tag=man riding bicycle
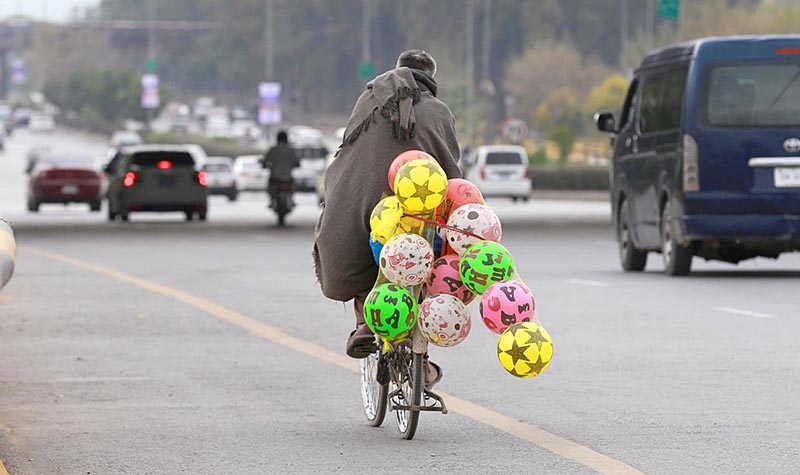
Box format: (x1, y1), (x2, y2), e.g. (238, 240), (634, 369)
(314, 50), (462, 387)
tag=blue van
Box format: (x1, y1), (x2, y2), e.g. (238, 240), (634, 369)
(596, 35), (800, 275)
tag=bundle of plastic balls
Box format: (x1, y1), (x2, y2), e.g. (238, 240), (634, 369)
(365, 150), (553, 379)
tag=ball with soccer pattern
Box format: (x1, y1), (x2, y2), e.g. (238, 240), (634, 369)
(497, 322), (553, 378)
(394, 158), (448, 213)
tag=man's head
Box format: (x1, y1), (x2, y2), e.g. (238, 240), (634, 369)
(276, 130), (288, 144)
(396, 50), (437, 78)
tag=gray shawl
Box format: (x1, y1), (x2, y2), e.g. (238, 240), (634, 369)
(314, 67), (462, 302)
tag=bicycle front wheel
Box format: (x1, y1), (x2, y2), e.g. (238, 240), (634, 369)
(391, 350), (424, 440)
(359, 351), (388, 427)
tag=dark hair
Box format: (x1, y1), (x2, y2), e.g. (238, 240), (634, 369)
(277, 130), (288, 143)
(396, 50), (437, 77)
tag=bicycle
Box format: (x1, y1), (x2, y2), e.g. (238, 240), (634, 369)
(359, 302), (448, 440)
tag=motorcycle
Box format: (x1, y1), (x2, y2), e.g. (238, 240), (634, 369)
(269, 179), (295, 226)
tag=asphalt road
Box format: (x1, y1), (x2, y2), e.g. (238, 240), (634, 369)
(0, 129), (799, 475)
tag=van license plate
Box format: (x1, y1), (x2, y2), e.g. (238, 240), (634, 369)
(774, 167), (800, 188)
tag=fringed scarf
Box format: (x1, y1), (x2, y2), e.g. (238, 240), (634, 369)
(340, 67), (438, 151)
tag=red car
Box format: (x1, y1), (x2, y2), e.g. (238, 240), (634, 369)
(27, 154), (103, 212)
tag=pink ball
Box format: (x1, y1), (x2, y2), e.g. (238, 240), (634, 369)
(479, 280), (535, 335)
(425, 255), (476, 304)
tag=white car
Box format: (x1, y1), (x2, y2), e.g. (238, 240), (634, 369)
(203, 156), (238, 201)
(233, 155), (268, 192)
(462, 145), (531, 201)
(29, 113), (55, 133)
(110, 130), (143, 148)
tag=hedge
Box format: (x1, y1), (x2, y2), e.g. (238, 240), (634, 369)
(530, 165), (610, 190)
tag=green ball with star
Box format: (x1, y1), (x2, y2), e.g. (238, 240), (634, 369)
(497, 322), (553, 378)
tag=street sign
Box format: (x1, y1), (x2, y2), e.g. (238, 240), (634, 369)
(258, 82), (282, 125)
(359, 61), (375, 80)
(11, 56), (25, 85)
(501, 118), (529, 143)
(658, 0), (680, 20)
(140, 74), (160, 109)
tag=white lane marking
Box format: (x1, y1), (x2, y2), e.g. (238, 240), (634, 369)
(565, 278), (610, 288)
(714, 307), (775, 319)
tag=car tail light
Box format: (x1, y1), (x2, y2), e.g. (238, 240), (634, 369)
(123, 171), (138, 187)
(683, 134), (699, 192)
(480, 167), (486, 180)
(157, 160), (172, 170)
(197, 171), (208, 186)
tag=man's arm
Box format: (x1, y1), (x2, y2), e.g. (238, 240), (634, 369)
(417, 104), (463, 180)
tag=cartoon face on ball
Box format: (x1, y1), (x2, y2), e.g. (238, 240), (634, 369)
(445, 204), (502, 255)
(419, 294), (471, 347)
(479, 280), (535, 335)
(379, 233), (434, 287)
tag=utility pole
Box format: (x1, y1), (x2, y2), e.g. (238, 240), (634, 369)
(481, 0), (491, 83)
(265, 0), (274, 81)
(146, 0), (156, 69)
(645, 0), (655, 52)
(620, 0), (629, 73)
(362, 0), (371, 66)
(678, 0), (685, 41)
(465, 0), (475, 147)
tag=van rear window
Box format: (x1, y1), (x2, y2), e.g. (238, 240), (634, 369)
(704, 62), (800, 127)
(486, 152), (524, 165)
(131, 152), (195, 167)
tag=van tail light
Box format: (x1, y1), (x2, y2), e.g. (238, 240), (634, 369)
(480, 167), (486, 180)
(524, 167), (531, 179)
(123, 171), (138, 187)
(197, 171), (208, 186)
(683, 134), (699, 192)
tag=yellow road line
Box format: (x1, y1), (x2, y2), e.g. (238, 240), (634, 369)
(22, 245), (645, 475)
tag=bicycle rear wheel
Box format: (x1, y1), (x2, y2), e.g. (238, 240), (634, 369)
(390, 349), (424, 440)
(359, 350), (388, 427)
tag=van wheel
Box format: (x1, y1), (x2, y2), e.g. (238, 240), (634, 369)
(185, 210), (195, 221)
(661, 203), (692, 276)
(618, 199), (647, 272)
(198, 209), (207, 221)
(107, 206), (117, 221)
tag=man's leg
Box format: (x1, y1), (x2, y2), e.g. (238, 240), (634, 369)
(345, 291), (379, 358)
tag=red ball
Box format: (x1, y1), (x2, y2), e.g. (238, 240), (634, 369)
(388, 150), (435, 191)
(443, 178), (484, 217)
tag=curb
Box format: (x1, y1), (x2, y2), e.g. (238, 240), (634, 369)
(0, 217), (16, 291)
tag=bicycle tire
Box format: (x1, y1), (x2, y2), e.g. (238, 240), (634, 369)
(359, 351), (388, 427)
(393, 351), (423, 440)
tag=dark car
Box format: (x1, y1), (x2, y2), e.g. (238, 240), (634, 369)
(27, 153), (103, 212)
(106, 145), (209, 222)
(596, 35), (800, 276)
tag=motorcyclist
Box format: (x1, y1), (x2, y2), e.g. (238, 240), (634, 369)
(262, 130), (300, 207)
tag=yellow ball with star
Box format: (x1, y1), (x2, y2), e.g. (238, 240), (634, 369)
(393, 158), (448, 213)
(370, 196), (402, 244)
(497, 322), (553, 378)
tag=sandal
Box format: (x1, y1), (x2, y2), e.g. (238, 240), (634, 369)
(346, 324), (379, 359)
(424, 358), (443, 389)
